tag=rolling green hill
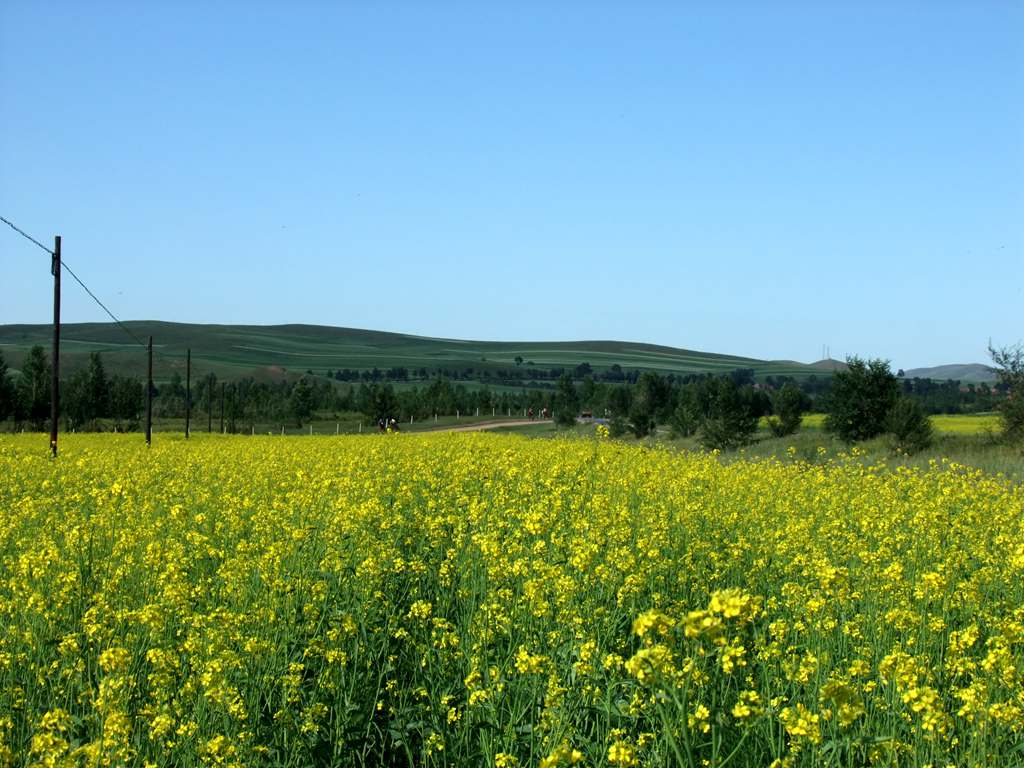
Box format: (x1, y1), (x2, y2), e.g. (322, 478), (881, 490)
(0, 321), (828, 383)
(903, 363), (996, 384)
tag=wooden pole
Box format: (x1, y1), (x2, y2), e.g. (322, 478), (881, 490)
(49, 236), (61, 458)
(208, 376), (213, 432)
(185, 349), (191, 438)
(220, 382), (225, 433)
(145, 336), (153, 446)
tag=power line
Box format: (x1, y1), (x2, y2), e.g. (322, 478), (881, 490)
(58, 259), (148, 348)
(1, 215), (54, 255)
(2, 214), (147, 349)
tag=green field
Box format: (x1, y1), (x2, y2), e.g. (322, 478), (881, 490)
(765, 412), (1000, 435)
(0, 321), (835, 383)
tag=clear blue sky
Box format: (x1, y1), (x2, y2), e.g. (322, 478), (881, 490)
(2, 1), (1021, 369)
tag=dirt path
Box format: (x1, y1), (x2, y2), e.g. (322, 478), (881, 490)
(421, 419), (553, 433)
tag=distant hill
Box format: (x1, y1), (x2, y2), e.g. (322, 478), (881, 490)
(902, 363), (996, 384)
(808, 358), (849, 373)
(0, 321), (831, 383)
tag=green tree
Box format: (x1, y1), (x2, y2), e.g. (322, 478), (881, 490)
(698, 377), (760, 450)
(766, 383), (810, 437)
(824, 357), (900, 443)
(85, 352), (110, 419)
(606, 385), (630, 418)
(988, 342), (1024, 444)
(553, 374), (579, 427)
(886, 397), (934, 454)
(289, 377), (315, 426)
(628, 400), (655, 438)
(63, 369), (92, 429)
(65, 352), (111, 426)
(578, 376), (598, 411)
(669, 386), (700, 437)
(16, 345), (51, 430)
(0, 351), (15, 422)
(628, 371), (670, 437)
(109, 375), (143, 430)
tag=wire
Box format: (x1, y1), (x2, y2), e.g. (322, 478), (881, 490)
(58, 259), (148, 348)
(2, 213), (150, 349)
(1, 215), (54, 255)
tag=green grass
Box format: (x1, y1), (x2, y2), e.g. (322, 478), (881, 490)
(762, 412), (999, 435)
(0, 321), (830, 384)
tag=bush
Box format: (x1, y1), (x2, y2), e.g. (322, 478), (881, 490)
(553, 374), (579, 428)
(989, 343), (1024, 446)
(608, 415), (630, 438)
(698, 378), (759, 450)
(628, 401), (655, 438)
(669, 388), (700, 438)
(886, 397), (934, 454)
(766, 383), (810, 437)
(825, 357), (900, 443)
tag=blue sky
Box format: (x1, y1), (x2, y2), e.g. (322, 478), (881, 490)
(2, 1), (1021, 369)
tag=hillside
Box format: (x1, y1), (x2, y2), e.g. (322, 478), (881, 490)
(0, 321), (829, 383)
(903, 363), (996, 384)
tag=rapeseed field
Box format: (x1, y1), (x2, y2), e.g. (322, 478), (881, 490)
(1, 433), (1022, 767)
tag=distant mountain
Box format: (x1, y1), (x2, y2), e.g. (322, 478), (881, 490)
(902, 363), (996, 383)
(0, 321), (830, 382)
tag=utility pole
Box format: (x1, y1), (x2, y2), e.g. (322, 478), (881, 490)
(185, 349), (191, 438)
(208, 376), (213, 432)
(220, 382), (225, 434)
(49, 236), (61, 458)
(145, 336), (153, 446)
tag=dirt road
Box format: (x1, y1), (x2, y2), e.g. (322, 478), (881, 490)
(422, 419), (553, 433)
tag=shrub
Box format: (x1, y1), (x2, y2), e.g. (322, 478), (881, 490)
(668, 387), (700, 438)
(824, 357), (900, 443)
(698, 378), (759, 450)
(553, 374), (579, 428)
(608, 415), (630, 438)
(766, 383), (810, 437)
(628, 401), (655, 438)
(886, 397), (934, 454)
(989, 343), (1024, 446)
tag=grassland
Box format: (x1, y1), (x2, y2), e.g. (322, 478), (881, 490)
(2, 432), (1022, 766)
(768, 413), (1001, 435)
(0, 321), (834, 383)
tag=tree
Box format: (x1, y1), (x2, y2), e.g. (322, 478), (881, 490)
(289, 377), (315, 425)
(64, 369), (92, 429)
(669, 386), (700, 437)
(61, 354), (117, 429)
(824, 357), (900, 443)
(698, 377), (760, 450)
(766, 383), (810, 437)
(109, 375), (143, 430)
(16, 346), (51, 430)
(988, 342), (1024, 444)
(0, 351), (15, 422)
(553, 374), (579, 427)
(607, 385), (630, 418)
(886, 397), (934, 454)
(627, 372), (670, 437)
(578, 376), (598, 411)
(628, 400), (655, 438)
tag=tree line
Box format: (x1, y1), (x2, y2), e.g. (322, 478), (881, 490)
(1, 345), (1019, 452)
